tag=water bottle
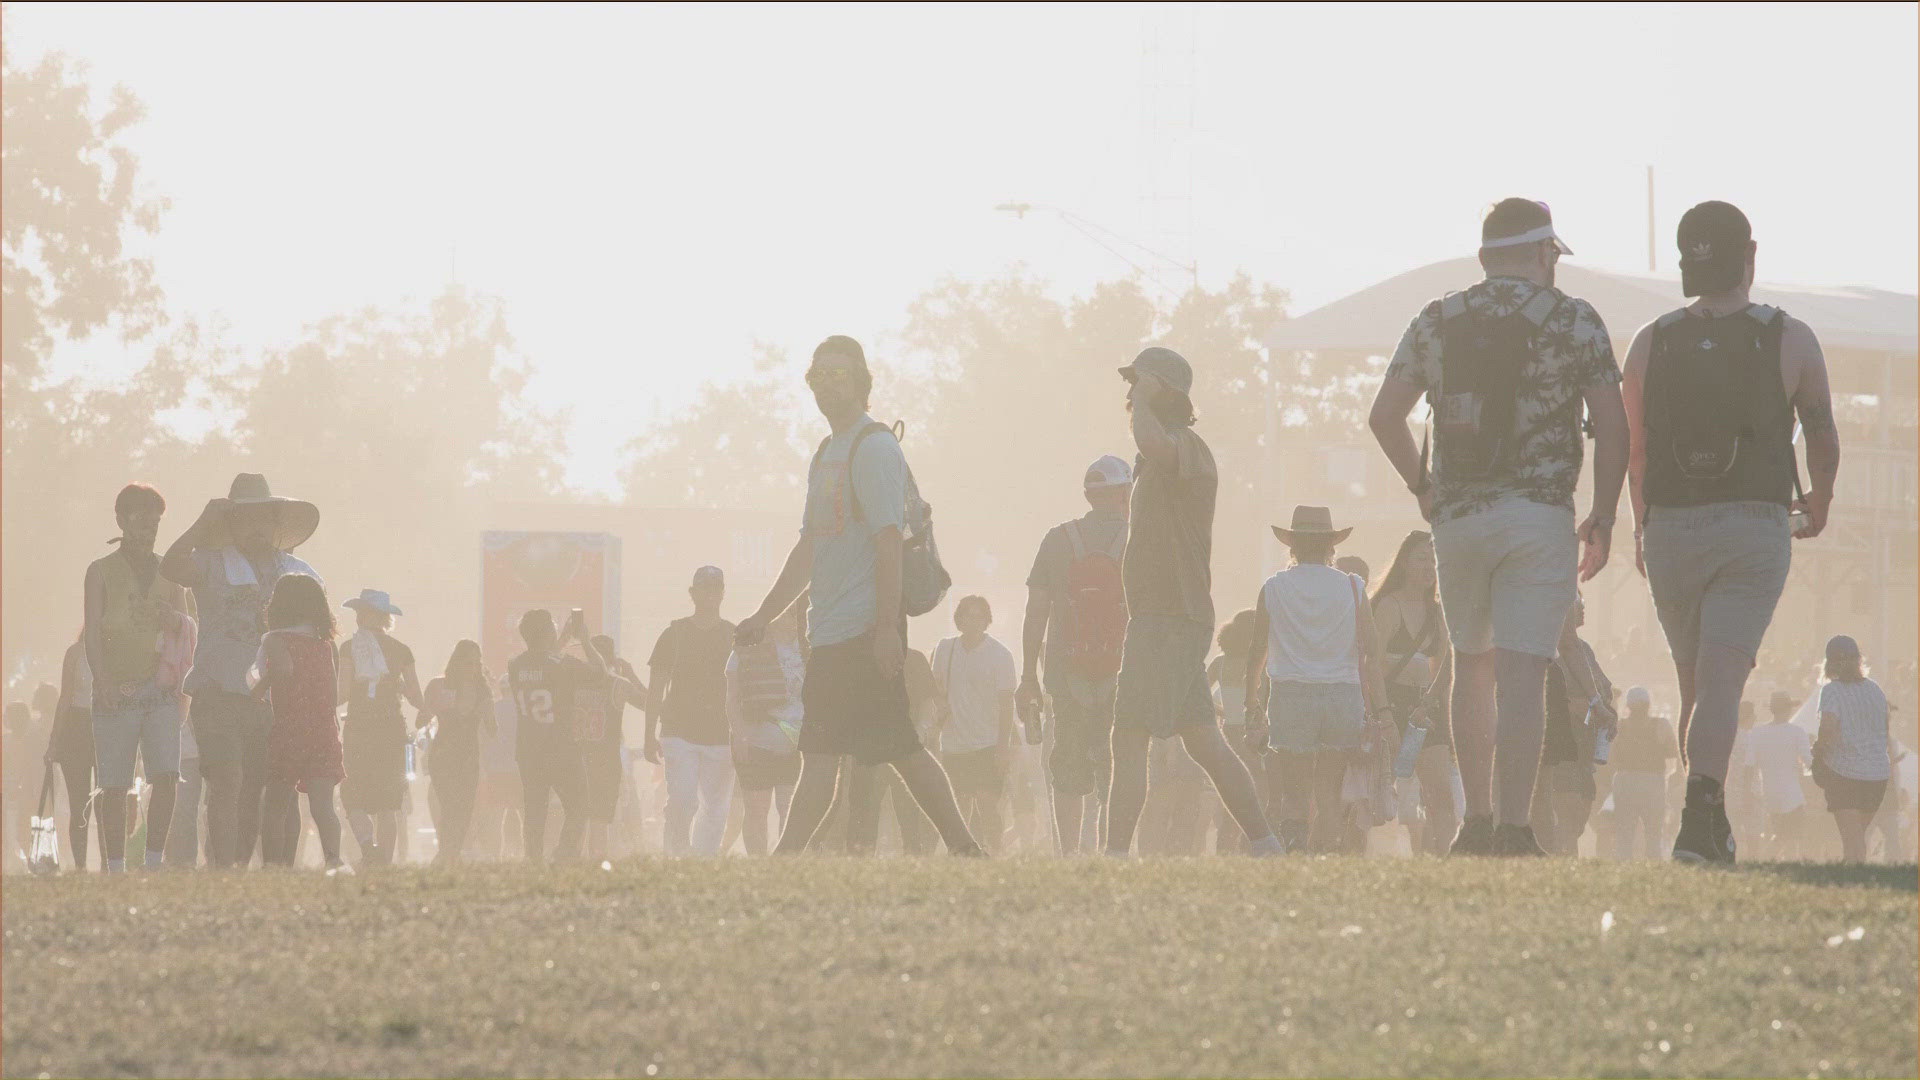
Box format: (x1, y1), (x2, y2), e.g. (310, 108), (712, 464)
(1394, 722), (1428, 779)
(1588, 700), (1612, 765)
(405, 739), (417, 782)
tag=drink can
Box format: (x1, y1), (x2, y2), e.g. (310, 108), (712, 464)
(1395, 722), (1427, 778)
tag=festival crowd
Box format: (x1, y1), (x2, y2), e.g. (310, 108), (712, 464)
(5, 198), (1911, 871)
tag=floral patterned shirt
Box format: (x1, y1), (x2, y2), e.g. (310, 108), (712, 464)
(1386, 276), (1620, 525)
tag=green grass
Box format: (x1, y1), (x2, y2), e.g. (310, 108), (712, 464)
(2, 858), (1914, 1078)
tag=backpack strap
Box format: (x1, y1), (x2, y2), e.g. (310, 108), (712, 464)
(1438, 291), (1468, 321)
(841, 421), (892, 524)
(1064, 520), (1086, 561)
(1515, 285), (1563, 329)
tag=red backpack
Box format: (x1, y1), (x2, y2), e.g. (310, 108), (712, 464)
(1059, 520), (1128, 679)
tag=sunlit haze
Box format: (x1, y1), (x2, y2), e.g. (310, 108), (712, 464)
(10, 1), (1916, 493)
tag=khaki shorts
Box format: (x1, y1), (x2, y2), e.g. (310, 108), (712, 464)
(1433, 498), (1577, 659)
(1046, 671), (1115, 798)
(1114, 615), (1215, 739)
(1643, 501), (1790, 670)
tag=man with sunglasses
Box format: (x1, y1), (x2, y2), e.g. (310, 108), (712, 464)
(1369, 198), (1627, 857)
(733, 336), (982, 855)
(1620, 201), (1839, 864)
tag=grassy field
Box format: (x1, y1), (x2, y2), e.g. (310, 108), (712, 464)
(2, 857), (1914, 1079)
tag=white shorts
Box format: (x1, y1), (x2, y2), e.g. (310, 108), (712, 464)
(1433, 498), (1577, 659)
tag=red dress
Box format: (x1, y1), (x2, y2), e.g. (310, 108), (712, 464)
(265, 632), (347, 787)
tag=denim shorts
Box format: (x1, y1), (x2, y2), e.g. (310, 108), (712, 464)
(1266, 681), (1365, 755)
(92, 685), (184, 789)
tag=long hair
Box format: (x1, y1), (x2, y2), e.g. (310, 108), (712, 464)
(265, 573), (335, 640)
(1825, 652), (1867, 683)
(1372, 530), (1437, 608)
(445, 639), (492, 696)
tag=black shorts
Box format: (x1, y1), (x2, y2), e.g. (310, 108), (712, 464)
(734, 745), (801, 792)
(797, 633), (921, 766)
(1823, 773), (1888, 814)
(581, 740), (623, 822)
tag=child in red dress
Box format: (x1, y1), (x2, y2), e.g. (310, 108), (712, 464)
(249, 573), (348, 869)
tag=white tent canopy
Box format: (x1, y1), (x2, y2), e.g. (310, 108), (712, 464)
(1266, 258), (1918, 357)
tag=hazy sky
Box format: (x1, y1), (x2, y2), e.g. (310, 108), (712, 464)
(11, 2), (1917, 494)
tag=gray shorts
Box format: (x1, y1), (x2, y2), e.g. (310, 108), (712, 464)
(1266, 681), (1365, 755)
(1046, 671), (1116, 798)
(1115, 614), (1215, 739)
(1433, 498), (1577, 659)
(1644, 501), (1790, 669)
(92, 685), (184, 789)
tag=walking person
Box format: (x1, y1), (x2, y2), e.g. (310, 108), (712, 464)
(1530, 595), (1613, 855)
(1208, 610), (1263, 854)
(1369, 198), (1626, 856)
(732, 335), (981, 856)
(1369, 531), (1458, 856)
(419, 640), (495, 864)
(1105, 347), (1282, 857)
(584, 635), (645, 863)
(248, 574), (346, 870)
(161, 473), (320, 867)
(1622, 201), (1841, 864)
(725, 603), (806, 855)
(48, 633), (96, 870)
(507, 609), (607, 864)
(645, 566), (737, 856)
(1018, 455), (1132, 854)
(1610, 687), (1678, 859)
(337, 590), (422, 867)
(1242, 507), (1389, 853)
(1811, 636), (1893, 863)
(931, 596), (1019, 852)
(86, 483), (197, 870)
(1747, 690), (1815, 858)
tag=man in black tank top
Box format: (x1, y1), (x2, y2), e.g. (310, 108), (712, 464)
(1621, 201), (1841, 865)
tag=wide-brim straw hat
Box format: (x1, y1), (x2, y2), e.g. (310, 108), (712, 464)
(1270, 505), (1353, 547)
(201, 473), (319, 551)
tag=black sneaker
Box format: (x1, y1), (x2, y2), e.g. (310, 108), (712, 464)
(1448, 815), (1495, 857)
(1491, 823), (1548, 857)
(1673, 774), (1737, 865)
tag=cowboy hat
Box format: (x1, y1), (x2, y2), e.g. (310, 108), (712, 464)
(342, 589), (403, 617)
(201, 473), (319, 551)
(1270, 505), (1352, 546)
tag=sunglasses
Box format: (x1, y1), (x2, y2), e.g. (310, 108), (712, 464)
(805, 366), (859, 387)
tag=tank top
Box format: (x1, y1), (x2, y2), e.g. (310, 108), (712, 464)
(1262, 564), (1363, 684)
(93, 549), (189, 688)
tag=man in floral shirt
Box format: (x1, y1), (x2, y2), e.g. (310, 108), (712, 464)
(1368, 198), (1627, 857)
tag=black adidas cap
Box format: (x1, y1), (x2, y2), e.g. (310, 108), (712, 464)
(1676, 201), (1752, 297)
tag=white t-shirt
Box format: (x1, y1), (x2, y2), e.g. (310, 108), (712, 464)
(1746, 722), (1813, 814)
(932, 634), (1016, 754)
(1818, 678), (1890, 782)
(1261, 564), (1364, 684)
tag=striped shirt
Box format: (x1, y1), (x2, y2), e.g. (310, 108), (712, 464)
(1819, 678), (1891, 782)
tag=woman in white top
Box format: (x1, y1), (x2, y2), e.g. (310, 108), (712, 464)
(1244, 506), (1389, 853)
(1813, 635), (1892, 862)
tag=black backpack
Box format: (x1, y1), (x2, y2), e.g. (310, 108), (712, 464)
(812, 420), (951, 618)
(1427, 286), (1567, 482)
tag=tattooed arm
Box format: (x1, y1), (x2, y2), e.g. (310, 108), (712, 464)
(1784, 317), (1839, 539)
